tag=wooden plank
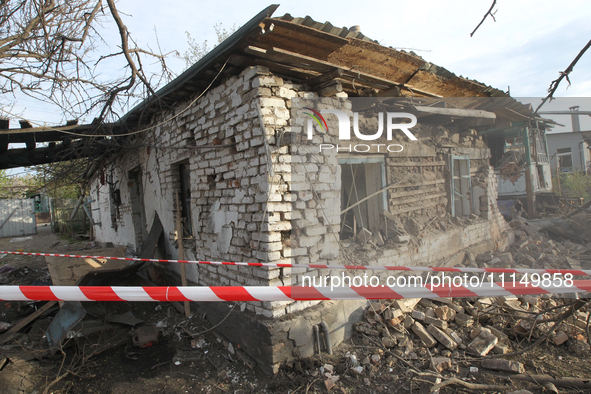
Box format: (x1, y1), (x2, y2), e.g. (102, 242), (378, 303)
(304, 68), (344, 87)
(389, 192), (447, 207)
(318, 81), (343, 97)
(387, 161), (446, 167)
(341, 181), (401, 215)
(382, 210), (398, 222)
(386, 200), (442, 216)
(175, 192), (191, 318)
(6, 301), (57, 334)
(388, 187), (441, 199)
(0, 123), (98, 136)
(413, 106), (496, 119)
(244, 46), (442, 98)
(388, 179), (446, 189)
(261, 18), (350, 46)
(229, 54), (320, 81)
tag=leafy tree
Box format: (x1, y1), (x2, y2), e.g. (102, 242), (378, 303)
(0, 170), (43, 199)
(0, 169), (11, 199)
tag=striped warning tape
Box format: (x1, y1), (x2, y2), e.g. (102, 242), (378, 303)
(1, 250), (590, 276)
(0, 281), (590, 302)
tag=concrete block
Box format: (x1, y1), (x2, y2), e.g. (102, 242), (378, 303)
(445, 328), (462, 344)
(288, 316), (313, 347)
(411, 322), (437, 348)
(403, 315), (415, 329)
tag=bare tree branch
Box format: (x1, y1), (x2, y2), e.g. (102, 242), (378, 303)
(0, 0), (171, 122)
(470, 0), (497, 37)
(535, 37), (591, 113)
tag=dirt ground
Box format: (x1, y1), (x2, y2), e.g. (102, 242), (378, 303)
(1, 220), (591, 393)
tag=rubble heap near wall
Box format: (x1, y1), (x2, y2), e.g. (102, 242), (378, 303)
(283, 98), (511, 295)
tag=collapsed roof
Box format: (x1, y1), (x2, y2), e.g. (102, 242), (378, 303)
(0, 4), (548, 170)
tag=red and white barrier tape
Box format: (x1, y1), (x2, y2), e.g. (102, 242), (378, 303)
(1, 281), (590, 302)
(2, 250), (590, 276)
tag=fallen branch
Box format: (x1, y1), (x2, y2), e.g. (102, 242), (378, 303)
(430, 377), (508, 392)
(489, 374), (591, 389)
(489, 300), (587, 358)
(535, 37), (591, 113)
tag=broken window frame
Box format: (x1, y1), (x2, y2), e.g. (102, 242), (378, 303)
(450, 155), (472, 217)
(338, 156), (387, 239)
(557, 147), (573, 170)
(533, 131), (549, 164)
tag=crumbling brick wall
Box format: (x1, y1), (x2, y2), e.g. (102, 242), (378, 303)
(87, 65), (514, 374)
(90, 66), (510, 321)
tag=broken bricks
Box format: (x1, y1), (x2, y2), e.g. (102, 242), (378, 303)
(434, 306), (456, 321)
(454, 313), (474, 327)
(431, 357), (452, 373)
(393, 298), (420, 313)
(467, 328), (498, 356)
(481, 359), (525, 374)
(427, 324), (458, 350)
(554, 331), (569, 346)
(411, 322), (437, 348)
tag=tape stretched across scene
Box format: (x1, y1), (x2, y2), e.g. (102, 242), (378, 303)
(1, 281), (591, 302)
(1, 250), (591, 277)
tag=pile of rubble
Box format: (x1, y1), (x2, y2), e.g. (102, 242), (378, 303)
(460, 215), (591, 272)
(345, 293), (591, 393)
(328, 213), (591, 392)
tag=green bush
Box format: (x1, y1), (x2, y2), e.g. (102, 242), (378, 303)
(552, 171), (591, 202)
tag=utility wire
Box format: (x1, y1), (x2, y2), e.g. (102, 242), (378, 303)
(0, 57), (230, 139)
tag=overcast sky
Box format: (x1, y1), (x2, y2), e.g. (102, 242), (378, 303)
(6, 1), (591, 130)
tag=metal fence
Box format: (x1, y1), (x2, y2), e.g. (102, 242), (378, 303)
(0, 199), (37, 238)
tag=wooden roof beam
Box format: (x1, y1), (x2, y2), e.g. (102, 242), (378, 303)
(244, 46), (442, 98)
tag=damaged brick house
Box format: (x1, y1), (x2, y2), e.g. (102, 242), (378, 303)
(84, 5), (547, 374)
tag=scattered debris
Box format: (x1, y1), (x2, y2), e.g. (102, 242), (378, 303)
(132, 326), (162, 348)
(481, 358), (525, 373)
(9, 236), (33, 242)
